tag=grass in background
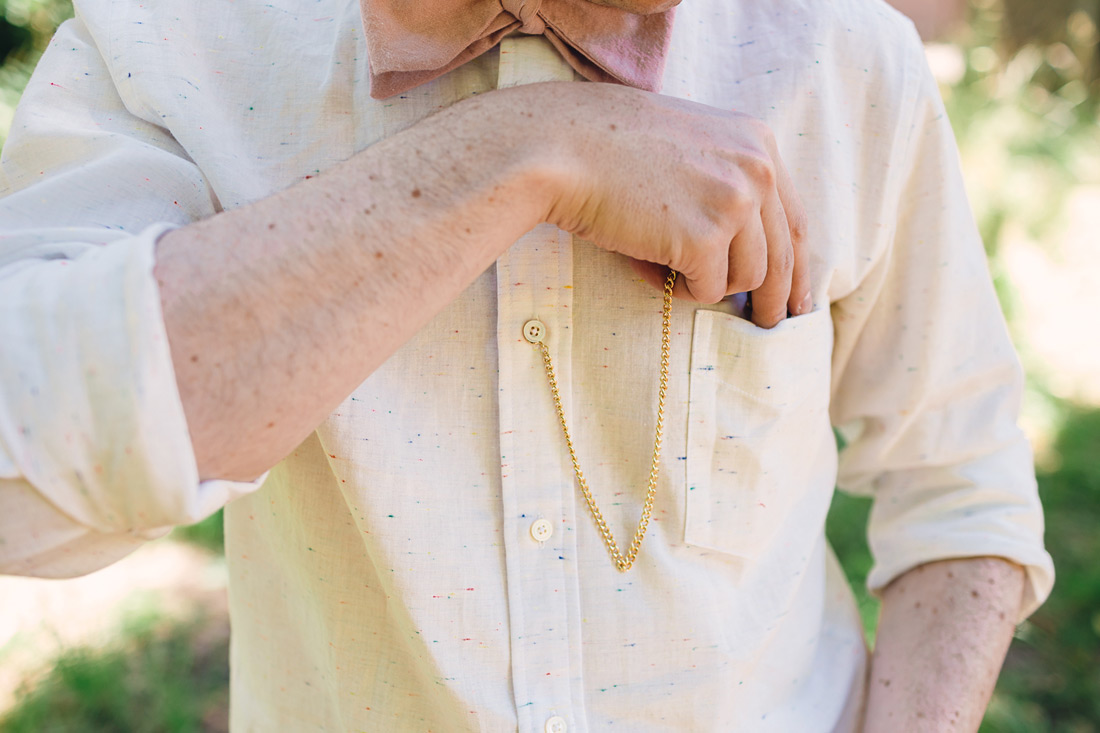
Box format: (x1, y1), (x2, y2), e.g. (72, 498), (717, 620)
(0, 511), (231, 732)
(0, 610), (229, 733)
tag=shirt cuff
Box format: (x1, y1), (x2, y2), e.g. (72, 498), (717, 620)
(2, 222), (265, 561)
(866, 517), (1055, 622)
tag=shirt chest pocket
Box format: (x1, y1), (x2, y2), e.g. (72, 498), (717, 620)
(684, 307), (834, 559)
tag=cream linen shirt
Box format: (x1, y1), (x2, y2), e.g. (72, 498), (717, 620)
(0, 0), (1054, 731)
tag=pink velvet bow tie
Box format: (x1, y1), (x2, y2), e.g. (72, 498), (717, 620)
(361, 0), (676, 99)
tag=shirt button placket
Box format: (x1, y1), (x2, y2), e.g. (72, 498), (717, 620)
(496, 34), (586, 733)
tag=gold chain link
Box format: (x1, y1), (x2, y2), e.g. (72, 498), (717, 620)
(532, 270), (677, 572)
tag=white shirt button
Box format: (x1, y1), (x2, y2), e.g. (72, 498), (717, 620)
(522, 319), (546, 343)
(530, 518), (554, 543)
(545, 715), (567, 733)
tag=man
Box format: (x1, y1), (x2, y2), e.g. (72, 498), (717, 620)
(0, 0), (1053, 730)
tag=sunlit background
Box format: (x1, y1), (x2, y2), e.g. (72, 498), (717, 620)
(0, 1), (1097, 730)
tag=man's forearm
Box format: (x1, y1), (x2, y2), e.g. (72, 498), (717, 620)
(156, 89), (555, 481)
(155, 80), (814, 483)
(862, 557), (1025, 732)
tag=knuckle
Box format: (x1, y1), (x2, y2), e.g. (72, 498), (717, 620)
(787, 207), (809, 245)
(754, 308), (784, 329)
(746, 260), (768, 291)
(711, 282), (731, 303)
(713, 189), (753, 223)
(741, 153), (776, 188)
(701, 261), (731, 303)
(730, 257), (767, 292)
(691, 276), (725, 304)
(771, 243), (794, 274)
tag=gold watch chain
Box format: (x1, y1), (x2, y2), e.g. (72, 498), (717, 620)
(531, 269), (676, 572)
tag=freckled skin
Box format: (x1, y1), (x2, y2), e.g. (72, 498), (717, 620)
(157, 81), (811, 481)
(862, 557), (1025, 732)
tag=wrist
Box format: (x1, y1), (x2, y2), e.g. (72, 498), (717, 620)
(470, 83), (580, 231)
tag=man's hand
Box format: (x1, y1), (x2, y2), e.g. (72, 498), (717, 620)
(531, 82), (811, 327)
(158, 79), (808, 480)
(862, 557), (1025, 732)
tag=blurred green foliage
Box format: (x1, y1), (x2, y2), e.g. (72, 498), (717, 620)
(1000, 0), (1099, 98)
(0, 612), (229, 733)
(949, 1), (1100, 245)
(0, 0), (70, 142)
(0, 0), (70, 64)
(824, 492), (878, 641)
(0, 0), (1098, 730)
(981, 407), (1100, 732)
(171, 510), (226, 555)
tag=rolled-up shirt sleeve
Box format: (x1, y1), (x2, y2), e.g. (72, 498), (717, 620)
(0, 11), (263, 578)
(828, 44), (1055, 619)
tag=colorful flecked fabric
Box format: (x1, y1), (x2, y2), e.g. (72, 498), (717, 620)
(0, 0), (1052, 730)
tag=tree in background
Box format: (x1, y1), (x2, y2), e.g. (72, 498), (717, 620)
(1002, 0), (1099, 103)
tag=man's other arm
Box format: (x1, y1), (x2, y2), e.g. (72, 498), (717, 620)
(862, 558), (1025, 731)
(826, 23), (1053, 730)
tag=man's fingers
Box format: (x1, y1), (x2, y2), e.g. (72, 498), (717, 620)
(771, 151), (812, 316)
(630, 137), (808, 317)
(748, 191), (794, 328)
(787, 232), (812, 316)
(629, 257), (671, 292)
(726, 215), (767, 296)
(630, 257), (710, 302)
(680, 238), (732, 303)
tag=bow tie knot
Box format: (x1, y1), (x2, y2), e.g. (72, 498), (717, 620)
(501, 0), (546, 33)
(361, 0), (675, 99)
